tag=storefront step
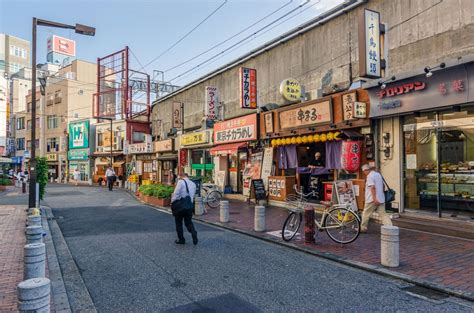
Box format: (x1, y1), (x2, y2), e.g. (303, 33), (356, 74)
(393, 215), (474, 240)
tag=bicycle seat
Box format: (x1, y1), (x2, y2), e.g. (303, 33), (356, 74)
(319, 201), (332, 207)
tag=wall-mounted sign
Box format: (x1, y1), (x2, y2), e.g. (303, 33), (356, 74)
(353, 102), (367, 118)
(279, 78), (302, 102)
(68, 148), (89, 161)
(279, 100), (332, 130)
(68, 120), (89, 149)
(205, 86), (219, 120)
(154, 139), (173, 152)
(239, 67), (257, 109)
(342, 92), (357, 121)
(124, 135), (152, 155)
(359, 9), (381, 78)
(47, 35), (76, 56)
(46, 153), (57, 161)
(179, 149), (188, 167)
(376, 82), (426, 98)
(181, 130), (211, 147)
(214, 114), (258, 144)
(264, 112), (273, 133)
(172, 102), (182, 129)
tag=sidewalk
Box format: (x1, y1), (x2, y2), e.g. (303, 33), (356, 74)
(191, 199), (474, 300)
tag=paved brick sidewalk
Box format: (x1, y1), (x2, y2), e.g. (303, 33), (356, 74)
(194, 200), (474, 298)
(0, 203), (26, 311)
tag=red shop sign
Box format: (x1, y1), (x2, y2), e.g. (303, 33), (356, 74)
(341, 141), (362, 173)
(179, 149), (187, 167)
(376, 82), (426, 99)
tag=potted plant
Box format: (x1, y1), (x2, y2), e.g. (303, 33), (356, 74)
(0, 176), (12, 191)
(138, 184), (174, 207)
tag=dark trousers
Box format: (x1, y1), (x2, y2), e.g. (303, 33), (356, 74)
(174, 211), (196, 241)
(107, 176), (114, 191)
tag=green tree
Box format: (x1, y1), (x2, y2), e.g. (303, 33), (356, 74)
(36, 157), (48, 200)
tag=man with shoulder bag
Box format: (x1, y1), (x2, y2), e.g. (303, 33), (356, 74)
(360, 164), (394, 233)
(171, 173), (198, 245)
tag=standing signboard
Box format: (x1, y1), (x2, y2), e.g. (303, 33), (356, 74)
(261, 147), (274, 191)
(239, 67), (257, 109)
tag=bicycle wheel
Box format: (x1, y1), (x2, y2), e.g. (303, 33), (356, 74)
(323, 208), (360, 244)
(282, 212), (302, 242)
(206, 190), (222, 208)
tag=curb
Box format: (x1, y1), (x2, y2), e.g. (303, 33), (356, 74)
(126, 190), (474, 303)
(43, 206), (97, 313)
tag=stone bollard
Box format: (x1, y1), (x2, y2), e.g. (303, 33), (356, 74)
(254, 205), (265, 232)
(24, 243), (46, 280)
(27, 215), (42, 227)
(220, 200), (229, 223)
(26, 226), (43, 244)
(381, 225), (400, 267)
(194, 197), (204, 216)
(17, 277), (51, 313)
(28, 207), (41, 216)
(304, 207), (315, 243)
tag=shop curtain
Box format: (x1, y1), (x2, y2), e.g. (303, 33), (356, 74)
(325, 140), (343, 169)
(278, 145), (298, 169)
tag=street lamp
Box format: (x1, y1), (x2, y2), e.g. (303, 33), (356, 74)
(29, 18), (95, 208)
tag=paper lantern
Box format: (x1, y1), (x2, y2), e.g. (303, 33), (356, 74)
(334, 131), (341, 140)
(341, 140), (362, 172)
(285, 137), (292, 145)
(320, 133), (327, 142)
(271, 139), (277, 146)
(313, 134), (320, 142)
(296, 136), (302, 144)
(327, 132), (334, 141)
(276, 138), (282, 146)
(301, 136), (308, 144)
(307, 135), (314, 143)
(291, 137), (297, 145)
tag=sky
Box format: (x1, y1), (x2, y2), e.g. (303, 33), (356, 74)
(0, 0), (344, 87)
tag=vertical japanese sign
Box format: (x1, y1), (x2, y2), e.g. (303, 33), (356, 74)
(172, 102), (182, 129)
(205, 86), (219, 120)
(239, 67), (257, 109)
(342, 92), (357, 121)
(68, 120), (90, 149)
(359, 9), (381, 78)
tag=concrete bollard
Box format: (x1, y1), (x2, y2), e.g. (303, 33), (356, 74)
(220, 200), (229, 223)
(27, 215), (42, 227)
(17, 277), (51, 313)
(254, 205), (265, 232)
(24, 243), (46, 280)
(26, 225), (43, 244)
(304, 207), (315, 243)
(194, 197), (204, 216)
(28, 207), (41, 216)
(381, 225), (400, 267)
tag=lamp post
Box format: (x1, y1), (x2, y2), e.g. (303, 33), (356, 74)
(29, 18), (95, 208)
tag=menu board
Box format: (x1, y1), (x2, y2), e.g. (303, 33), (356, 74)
(334, 180), (358, 211)
(252, 179), (267, 201)
(268, 176), (296, 201)
(261, 148), (274, 191)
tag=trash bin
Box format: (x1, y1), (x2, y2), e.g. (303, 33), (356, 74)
(189, 177), (202, 197)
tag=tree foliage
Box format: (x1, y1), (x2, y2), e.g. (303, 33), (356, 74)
(36, 157), (48, 200)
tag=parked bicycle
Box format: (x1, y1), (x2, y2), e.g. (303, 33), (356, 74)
(201, 183), (223, 209)
(282, 186), (361, 244)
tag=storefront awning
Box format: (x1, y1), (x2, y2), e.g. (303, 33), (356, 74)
(210, 142), (247, 156)
(341, 130), (364, 139)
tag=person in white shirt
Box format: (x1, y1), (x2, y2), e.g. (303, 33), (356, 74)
(360, 164), (392, 233)
(171, 173), (198, 245)
(73, 168), (81, 186)
(105, 166), (116, 191)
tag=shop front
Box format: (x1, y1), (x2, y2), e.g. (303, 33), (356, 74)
(262, 90), (371, 209)
(68, 148), (91, 183)
(154, 138), (177, 185)
(124, 135), (154, 181)
(46, 153), (59, 181)
(367, 61), (474, 219)
(179, 130), (214, 180)
(211, 113), (258, 194)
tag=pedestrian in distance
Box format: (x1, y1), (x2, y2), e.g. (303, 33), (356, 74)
(105, 166), (116, 191)
(360, 164), (393, 233)
(171, 173), (198, 245)
(73, 168), (81, 186)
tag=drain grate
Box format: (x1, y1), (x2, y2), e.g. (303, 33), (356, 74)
(402, 286), (449, 301)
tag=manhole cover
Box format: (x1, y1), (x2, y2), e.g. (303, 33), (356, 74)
(402, 286), (449, 301)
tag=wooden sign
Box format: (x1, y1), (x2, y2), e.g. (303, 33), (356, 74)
(342, 92), (357, 121)
(251, 179), (267, 201)
(264, 112), (273, 133)
(279, 100), (332, 130)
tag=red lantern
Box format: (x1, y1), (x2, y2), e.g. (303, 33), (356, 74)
(341, 141), (362, 172)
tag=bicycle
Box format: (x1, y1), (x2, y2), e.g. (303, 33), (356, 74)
(282, 186), (361, 244)
(201, 183), (223, 209)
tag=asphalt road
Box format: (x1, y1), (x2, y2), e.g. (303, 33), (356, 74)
(42, 184), (473, 312)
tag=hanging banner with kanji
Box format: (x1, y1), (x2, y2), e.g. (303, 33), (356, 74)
(358, 9), (381, 78)
(205, 86), (219, 120)
(239, 67), (257, 109)
(172, 102), (182, 129)
(214, 114), (257, 144)
(342, 92), (357, 121)
(341, 141), (362, 172)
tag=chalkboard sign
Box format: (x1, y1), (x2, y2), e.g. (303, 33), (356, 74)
(251, 179), (267, 201)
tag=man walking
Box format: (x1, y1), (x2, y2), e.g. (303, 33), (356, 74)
(171, 173), (198, 245)
(105, 166), (116, 191)
(360, 164), (392, 233)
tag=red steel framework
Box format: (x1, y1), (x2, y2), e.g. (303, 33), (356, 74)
(93, 46), (150, 122)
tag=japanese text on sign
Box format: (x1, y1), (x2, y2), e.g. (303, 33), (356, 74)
(438, 79), (465, 95)
(172, 102), (182, 128)
(279, 78), (302, 102)
(181, 131), (210, 147)
(362, 9), (381, 78)
(342, 92), (357, 121)
(214, 114), (258, 144)
(205, 86), (219, 120)
(239, 67), (257, 109)
(279, 100), (332, 130)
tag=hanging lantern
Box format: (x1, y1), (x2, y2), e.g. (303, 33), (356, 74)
(301, 136), (308, 144)
(276, 138), (282, 146)
(296, 136), (302, 144)
(334, 131), (342, 140)
(291, 137), (297, 145)
(271, 139), (277, 146)
(327, 132), (334, 141)
(313, 134), (320, 142)
(307, 135), (314, 143)
(285, 137), (292, 145)
(341, 140), (362, 172)
(320, 133), (327, 142)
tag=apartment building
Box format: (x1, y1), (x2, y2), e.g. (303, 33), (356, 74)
(0, 33), (30, 76)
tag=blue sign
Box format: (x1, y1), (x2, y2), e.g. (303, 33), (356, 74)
(11, 156), (22, 164)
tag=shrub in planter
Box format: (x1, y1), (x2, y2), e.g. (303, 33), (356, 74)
(138, 184), (174, 207)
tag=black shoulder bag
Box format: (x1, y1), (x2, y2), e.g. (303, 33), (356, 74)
(381, 175), (396, 203)
(171, 180), (194, 215)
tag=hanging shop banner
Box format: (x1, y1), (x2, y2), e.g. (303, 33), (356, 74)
(239, 67), (257, 109)
(172, 102), (182, 129)
(68, 148), (89, 161)
(179, 149), (188, 167)
(154, 139), (173, 152)
(342, 92), (357, 121)
(279, 78), (302, 102)
(358, 9), (381, 78)
(341, 141), (362, 172)
(279, 100), (332, 130)
(180, 130), (211, 147)
(205, 86), (219, 120)
(353, 102), (367, 118)
(214, 114), (258, 144)
(68, 120), (90, 149)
